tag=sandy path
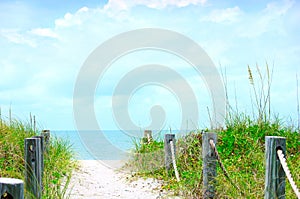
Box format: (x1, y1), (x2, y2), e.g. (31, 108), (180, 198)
(67, 160), (181, 199)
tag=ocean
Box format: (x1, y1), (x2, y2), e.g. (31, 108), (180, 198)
(52, 130), (183, 160)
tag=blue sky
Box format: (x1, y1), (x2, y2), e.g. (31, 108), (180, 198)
(0, 0), (299, 130)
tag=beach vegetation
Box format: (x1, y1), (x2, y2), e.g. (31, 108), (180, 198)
(128, 64), (300, 198)
(0, 116), (76, 199)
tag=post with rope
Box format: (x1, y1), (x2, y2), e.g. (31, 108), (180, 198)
(164, 134), (180, 182)
(164, 134), (175, 171)
(143, 130), (152, 144)
(202, 132), (217, 199)
(265, 136), (286, 199)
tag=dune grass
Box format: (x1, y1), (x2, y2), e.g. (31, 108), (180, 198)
(128, 113), (300, 199)
(0, 118), (76, 199)
(128, 64), (300, 198)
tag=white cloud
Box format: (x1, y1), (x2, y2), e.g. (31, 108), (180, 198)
(104, 0), (130, 11)
(100, 0), (207, 20)
(55, 12), (80, 27)
(238, 0), (295, 38)
(145, 0), (207, 8)
(0, 29), (36, 47)
(30, 28), (59, 39)
(55, 6), (90, 27)
(104, 0), (207, 11)
(264, 0), (294, 15)
(201, 6), (242, 24)
(53, 0), (208, 28)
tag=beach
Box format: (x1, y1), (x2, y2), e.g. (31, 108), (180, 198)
(67, 160), (181, 199)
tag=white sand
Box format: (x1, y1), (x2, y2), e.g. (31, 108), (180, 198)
(67, 160), (182, 199)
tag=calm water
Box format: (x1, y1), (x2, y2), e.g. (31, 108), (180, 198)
(52, 130), (133, 160)
(52, 130), (182, 160)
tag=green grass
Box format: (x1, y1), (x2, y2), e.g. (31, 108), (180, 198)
(0, 118), (76, 199)
(216, 117), (300, 198)
(128, 118), (300, 198)
(127, 64), (300, 198)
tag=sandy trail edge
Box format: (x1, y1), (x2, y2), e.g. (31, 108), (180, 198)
(66, 160), (181, 199)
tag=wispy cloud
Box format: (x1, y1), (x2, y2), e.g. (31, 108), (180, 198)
(0, 29), (36, 47)
(104, 0), (207, 11)
(264, 0), (294, 15)
(237, 0), (295, 38)
(30, 28), (59, 39)
(201, 6), (242, 24)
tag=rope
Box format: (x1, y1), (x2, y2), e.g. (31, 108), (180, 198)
(277, 149), (300, 199)
(209, 139), (244, 196)
(147, 133), (151, 144)
(170, 140), (180, 182)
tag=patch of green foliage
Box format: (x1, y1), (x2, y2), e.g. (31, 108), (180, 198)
(0, 119), (76, 199)
(128, 64), (300, 198)
(216, 116), (300, 198)
(129, 119), (299, 198)
(129, 136), (165, 177)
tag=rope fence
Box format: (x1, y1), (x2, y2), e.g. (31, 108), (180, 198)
(209, 139), (244, 196)
(277, 149), (300, 198)
(161, 132), (299, 199)
(170, 140), (180, 182)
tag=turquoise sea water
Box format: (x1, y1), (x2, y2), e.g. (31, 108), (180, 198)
(52, 130), (182, 160)
(52, 130), (133, 160)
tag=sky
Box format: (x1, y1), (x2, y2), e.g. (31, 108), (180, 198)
(0, 0), (299, 131)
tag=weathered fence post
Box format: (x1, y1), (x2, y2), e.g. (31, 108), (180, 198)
(0, 178), (24, 199)
(164, 134), (175, 171)
(32, 135), (45, 190)
(144, 130), (152, 143)
(202, 132), (217, 199)
(265, 136), (286, 199)
(25, 138), (42, 199)
(41, 130), (50, 149)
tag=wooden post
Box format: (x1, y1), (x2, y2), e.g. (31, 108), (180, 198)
(0, 178), (24, 199)
(202, 132), (217, 199)
(144, 130), (152, 143)
(32, 135), (44, 188)
(25, 138), (42, 199)
(265, 136), (286, 199)
(164, 134), (175, 171)
(41, 130), (50, 152)
(32, 136), (44, 152)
